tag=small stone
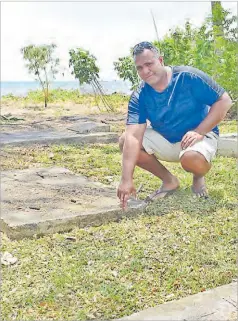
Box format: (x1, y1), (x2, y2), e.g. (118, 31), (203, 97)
(48, 152), (54, 159)
(1, 252), (18, 266)
(166, 293), (175, 299)
(111, 270), (118, 277)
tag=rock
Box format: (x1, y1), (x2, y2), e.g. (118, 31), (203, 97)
(1, 252), (18, 266)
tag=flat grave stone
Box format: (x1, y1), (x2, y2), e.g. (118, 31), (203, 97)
(1, 167), (144, 239)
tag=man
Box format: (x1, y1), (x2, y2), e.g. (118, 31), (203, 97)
(117, 41), (232, 210)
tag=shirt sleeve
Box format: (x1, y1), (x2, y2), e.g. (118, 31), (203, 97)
(187, 67), (226, 106)
(126, 87), (147, 125)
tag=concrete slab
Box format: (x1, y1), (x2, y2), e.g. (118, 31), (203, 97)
(0, 167), (143, 240)
(67, 121), (110, 133)
(218, 133), (237, 157)
(0, 121), (118, 147)
(119, 282), (237, 321)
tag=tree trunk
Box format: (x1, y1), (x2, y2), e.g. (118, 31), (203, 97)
(45, 84), (48, 108)
(150, 10), (159, 42)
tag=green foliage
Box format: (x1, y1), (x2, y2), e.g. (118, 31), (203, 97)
(21, 44), (60, 107)
(114, 55), (139, 90)
(113, 6), (237, 117)
(69, 48), (99, 85)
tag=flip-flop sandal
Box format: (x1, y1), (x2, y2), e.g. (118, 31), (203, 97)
(191, 185), (208, 198)
(145, 187), (179, 203)
(127, 197), (147, 209)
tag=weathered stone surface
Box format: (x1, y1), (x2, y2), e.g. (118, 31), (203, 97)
(1, 167), (143, 239)
(0, 130), (118, 147)
(119, 282), (237, 321)
(67, 121), (110, 134)
(218, 133), (237, 157)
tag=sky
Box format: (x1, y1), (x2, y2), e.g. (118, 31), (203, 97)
(1, 1), (237, 81)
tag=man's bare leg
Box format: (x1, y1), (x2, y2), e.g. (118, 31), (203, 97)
(119, 134), (179, 192)
(137, 149), (179, 191)
(180, 151), (211, 197)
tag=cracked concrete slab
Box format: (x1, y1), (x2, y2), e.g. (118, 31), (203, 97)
(218, 133), (237, 157)
(0, 121), (118, 147)
(119, 282), (237, 321)
(1, 167), (144, 240)
(67, 121), (110, 133)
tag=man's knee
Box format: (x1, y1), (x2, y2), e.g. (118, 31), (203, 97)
(180, 151), (211, 175)
(119, 133), (125, 153)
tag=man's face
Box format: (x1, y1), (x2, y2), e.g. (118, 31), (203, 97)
(134, 49), (164, 86)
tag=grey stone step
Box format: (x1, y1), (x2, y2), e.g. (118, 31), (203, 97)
(0, 131), (118, 146)
(0, 167), (143, 240)
(119, 282), (237, 321)
(218, 133), (237, 157)
(0, 121), (118, 146)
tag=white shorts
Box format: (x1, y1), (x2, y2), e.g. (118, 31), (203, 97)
(142, 127), (218, 163)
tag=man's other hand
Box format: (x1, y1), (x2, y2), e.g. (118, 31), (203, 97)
(117, 180), (136, 210)
(181, 131), (204, 149)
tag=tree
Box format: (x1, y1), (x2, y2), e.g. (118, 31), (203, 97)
(69, 48), (99, 86)
(69, 48), (113, 111)
(21, 44), (59, 107)
(211, 1), (224, 39)
(114, 55), (139, 90)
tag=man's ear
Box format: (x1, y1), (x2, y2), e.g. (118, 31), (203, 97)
(159, 56), (164, 66)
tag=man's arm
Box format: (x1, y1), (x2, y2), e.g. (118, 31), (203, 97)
(181, 92), (232, 149)
(182, 92), (232, 149)
(194, 92), (232, 135)
(117, 123), (147, 209)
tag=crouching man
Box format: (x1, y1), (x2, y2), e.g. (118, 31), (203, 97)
(117, 41), (232, 210)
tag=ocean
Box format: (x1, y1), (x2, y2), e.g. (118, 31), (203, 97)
(0, 80), (132, 97)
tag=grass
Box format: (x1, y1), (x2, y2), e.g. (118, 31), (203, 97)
(219, 120), (237, 134)
(1, 143), (237, 320)
(1, 89), (129, 113)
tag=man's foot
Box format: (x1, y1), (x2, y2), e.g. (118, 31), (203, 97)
(162, 175), (180, 192)
(192, 176), (208, 198)
(145, 175), (180, 202)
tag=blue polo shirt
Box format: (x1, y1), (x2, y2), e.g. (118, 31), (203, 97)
(127, 66), (225, 143)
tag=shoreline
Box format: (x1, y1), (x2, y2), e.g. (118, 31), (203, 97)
(1, 81), (132, 98)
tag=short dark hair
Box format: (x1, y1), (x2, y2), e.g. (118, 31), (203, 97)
(132, 41), (160, 58)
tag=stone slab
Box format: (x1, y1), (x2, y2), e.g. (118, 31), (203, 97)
(67, 121), (110, 134)
(0, 167), (144, 240)
(0, 131), (118, 147)
(218, 133), (237, 157)
(119, 282), (237, 321)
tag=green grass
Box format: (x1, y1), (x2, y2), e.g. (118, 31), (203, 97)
(1, 89), (129, 112)
(219, 120), (237, 134)
(1, 143), (237, 320)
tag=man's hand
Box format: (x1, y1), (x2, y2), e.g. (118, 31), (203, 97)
(117, 180), (136, 210)
(181, 131), (204, 149)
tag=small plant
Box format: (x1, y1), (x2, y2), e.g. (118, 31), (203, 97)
(69, 48), (113, 112)
(21, 44), (60, 107)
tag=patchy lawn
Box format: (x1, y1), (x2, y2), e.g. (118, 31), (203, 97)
(219, 120), (237, 134)
(1, 142), (237, 320)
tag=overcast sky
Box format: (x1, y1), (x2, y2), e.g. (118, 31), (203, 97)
(1, 1), (237, 81)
